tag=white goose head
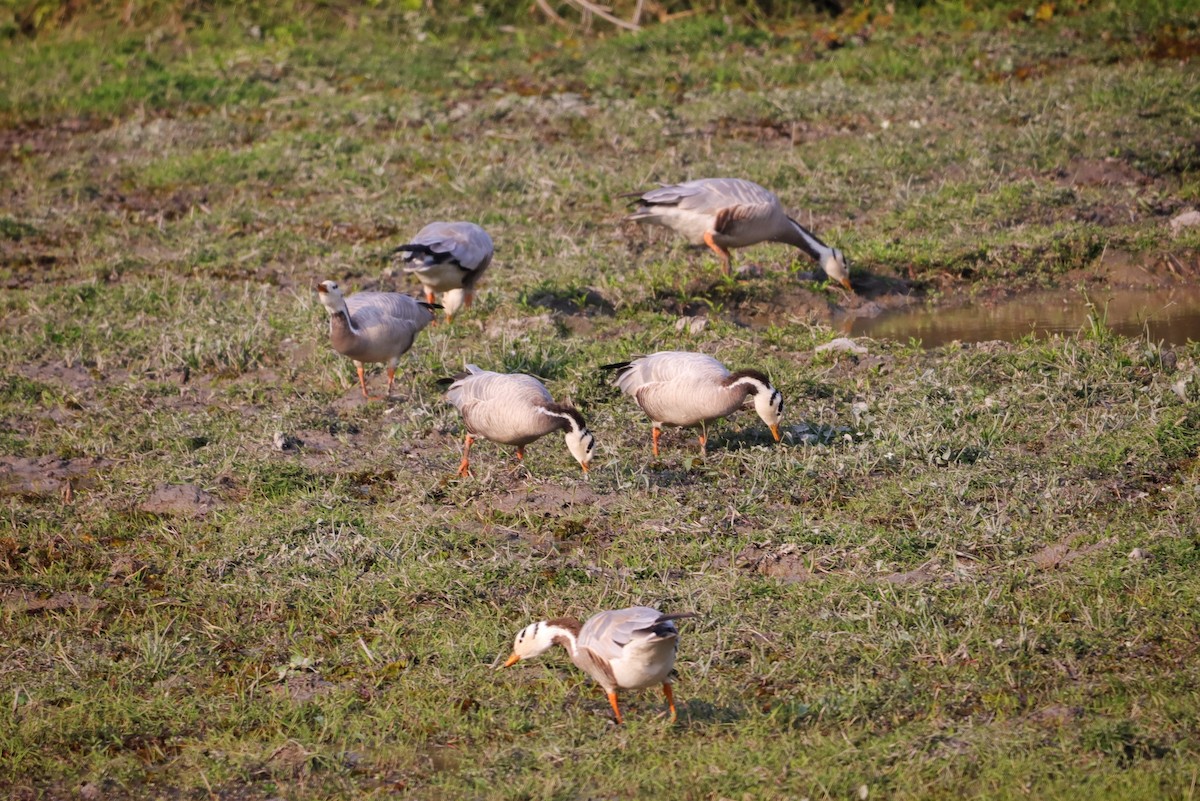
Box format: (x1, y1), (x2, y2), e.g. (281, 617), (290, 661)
(729, 370), (783, 442)
(822, 248), (852, 292)
(502, 618), (577, 666)
(540, 405), (595, 473)
(316, 280), (347, 313)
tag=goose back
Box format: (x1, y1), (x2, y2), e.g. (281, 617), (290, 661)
(332, 292), (433, 363)
(627, 178), (788, 248)
(613, 351), (749, 427)
(577, 607), (684, 690)
(446, 366), (565, 446)
(399, 221), (494, 292)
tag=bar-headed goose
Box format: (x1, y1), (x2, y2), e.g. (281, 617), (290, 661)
(444, 365), (594, 476)
(624, 177), (851, 290)
(500, 606), (697, 724)
(603, 351), (783, 457)
(393, 221), (494, 322)
(316, 280), (435, 398)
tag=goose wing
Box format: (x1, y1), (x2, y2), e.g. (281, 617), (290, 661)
(628, 178), (778, 232)
(579, 607), (675, 662)
(398, 221), (494, 273)
(344, 292), (433, 337)
(609, 352), (730, 421)
(446, 368), (556, 443)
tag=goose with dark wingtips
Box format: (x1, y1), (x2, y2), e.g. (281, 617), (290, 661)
(602, 350), (783, 457)
(392, 221), (494, 322)
(316, 280), (435, 398)
(500, 606), (697, 724)
(624, 177), (851, 290)
(444, 365), (594, 476)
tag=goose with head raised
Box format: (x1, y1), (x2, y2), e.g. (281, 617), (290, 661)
(316, 280), (435, 398)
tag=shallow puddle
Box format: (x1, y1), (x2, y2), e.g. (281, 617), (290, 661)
(847, 286), (1200, 348)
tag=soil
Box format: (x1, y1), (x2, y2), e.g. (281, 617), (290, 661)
(0, 455), (110, 499)
(139, 483), (222, 517)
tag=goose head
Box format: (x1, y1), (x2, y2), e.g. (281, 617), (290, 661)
(822, 249), (852, 293)
(565, 424), (596, 474)
(316, 280), (347, 313)
(542, 406), (595, 473)
(752, 383), (784, 442)
(500, 619), (566, 667)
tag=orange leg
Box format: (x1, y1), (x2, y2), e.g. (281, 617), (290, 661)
(663, 683), (677, 723)
(607, 691), (624, 725)
(355, 362), (370, 398)
(697, 421), (709, 457)
(457, 434), (474, 477)
(464, 291), (475, 309)
(702, 231), (732, 275)
(425, 289), (439, 325)
(385, 366), (397, 397)
(652, 427), (662, 458)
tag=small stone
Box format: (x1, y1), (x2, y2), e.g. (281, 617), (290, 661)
(1169, 209), (1200, 236)
(1128, 548), (1152, 561)
(816, 337), (867, 355)
(273, 432), (302, 451)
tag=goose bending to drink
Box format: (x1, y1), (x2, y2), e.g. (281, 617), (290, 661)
(444, 365), (594, 476)
(316, 280), (435, 398)
(624, 177), (851, 290)
(500, 606), (697, 724)
(603, 351), (783, 457)
(392, 221), (494, 322)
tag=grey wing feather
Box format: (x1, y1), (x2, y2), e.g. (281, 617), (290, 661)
(404, 221), (494, 272)
(579, 607), (676, 663)
(630, 178), (776, 216)
(614, 351), (729, 397)
(345, 292), (434, 332)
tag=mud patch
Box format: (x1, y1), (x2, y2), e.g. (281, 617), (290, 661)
(0, 456), (109, 499)
(880, 560), (940, 587)
(1031, 534), (1118, 570)
(1, 587), (105, 614)
(718, 542), (815, 583)
(14, 362), (105, 395)
(139, 483), (221, 517)
(1056, 158), (1150, 188)
(485, 483), (608, 516)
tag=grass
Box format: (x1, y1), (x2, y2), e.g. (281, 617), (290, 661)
(2, 1), (1200, 799)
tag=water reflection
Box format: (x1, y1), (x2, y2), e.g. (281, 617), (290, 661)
(849, 287), (1200, 348)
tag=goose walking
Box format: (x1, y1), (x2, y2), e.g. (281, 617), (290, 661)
(316, 280), (435, 398)
(392, 221), (494, 322)
(603, 351), (783, 457)
(444, 365), (594, 476)
(624, 177), (851, 290)
(500, 606), (697, 724)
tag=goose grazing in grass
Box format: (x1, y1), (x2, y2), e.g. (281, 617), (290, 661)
(392, 221), (494, 322)
(316, 280), (436, 399)
(500, 606), (697, 724)
(603, 351), (783, 457)
(444, 365), (595, 476)
(624, 177), (851, 290)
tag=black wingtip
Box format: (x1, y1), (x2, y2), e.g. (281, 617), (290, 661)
(392, 243), (435, 256)
(599, 361), (632, 372)
(418, 302), (443, 312)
